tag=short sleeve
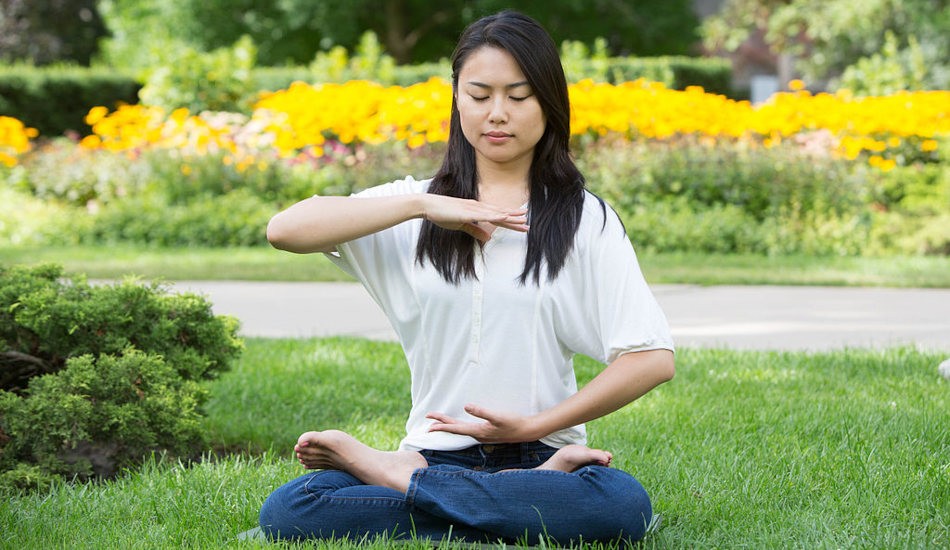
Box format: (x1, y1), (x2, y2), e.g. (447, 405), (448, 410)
(322, 176), (428, 310)
(556, 194), (674, 364)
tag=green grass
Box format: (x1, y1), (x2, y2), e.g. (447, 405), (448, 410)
(0, 245), (352, 283)
(3, 339), (948, 548)
(3, 245), (950, 287)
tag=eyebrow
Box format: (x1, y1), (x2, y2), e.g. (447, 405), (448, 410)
(466, 80), (530, 90)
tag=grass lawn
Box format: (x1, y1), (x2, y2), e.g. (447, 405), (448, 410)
(2, 245), (950, 287)
(2, 338), (948, 548)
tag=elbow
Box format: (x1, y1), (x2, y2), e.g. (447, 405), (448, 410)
(266, 213), (308, 252)
(266, 212), (332, 254)
(655, 349), (675, 384)
(662, 353), (676, 382)
(265, 215), (290, 250)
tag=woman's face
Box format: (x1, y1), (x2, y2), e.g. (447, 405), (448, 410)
(455, 46), (546, 175)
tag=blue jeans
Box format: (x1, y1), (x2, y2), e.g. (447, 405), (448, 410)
(258, 441), (653, 545)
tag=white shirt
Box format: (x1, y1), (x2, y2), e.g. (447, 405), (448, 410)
(326, 176), (673, 451)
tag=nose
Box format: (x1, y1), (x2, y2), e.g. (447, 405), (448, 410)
(488, 96), (507, 124)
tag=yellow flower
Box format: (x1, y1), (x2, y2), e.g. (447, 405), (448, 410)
(85, 106), (109, 126)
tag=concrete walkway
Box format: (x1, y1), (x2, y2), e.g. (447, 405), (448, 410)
(167, 281), (950, 352)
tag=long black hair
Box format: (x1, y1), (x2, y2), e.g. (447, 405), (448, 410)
(415, 10), (586, 285)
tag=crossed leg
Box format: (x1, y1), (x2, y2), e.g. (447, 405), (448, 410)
(294, 430), (612, 492)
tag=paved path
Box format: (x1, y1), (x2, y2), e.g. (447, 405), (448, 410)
(167, 281), (950, 352)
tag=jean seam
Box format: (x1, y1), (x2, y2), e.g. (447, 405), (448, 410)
(405, 468), (423, 508)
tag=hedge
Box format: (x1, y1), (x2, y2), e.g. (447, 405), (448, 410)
(0, 65), (141, 137)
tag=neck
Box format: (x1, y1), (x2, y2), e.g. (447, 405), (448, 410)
(476, 158), (532, 197)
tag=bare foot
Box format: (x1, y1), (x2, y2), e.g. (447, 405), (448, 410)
(294, 430), (428, 492)
(535, 444), (612, 472)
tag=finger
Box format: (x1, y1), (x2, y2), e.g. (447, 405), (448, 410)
(493, 220), (530, 233)
(428, 421), (482, 437)
(425, 411), (459, 424)
(463, 403), (500, 423)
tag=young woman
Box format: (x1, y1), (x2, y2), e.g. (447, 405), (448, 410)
(259, 10), (674, 545)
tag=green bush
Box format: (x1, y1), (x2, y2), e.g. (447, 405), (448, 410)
(579, 140), (868, 223)
(579, 139), (874, 255)
(0, 350), (205, 488)
(873, 163), (950, 215)
(837, 32), (934, 96)
(0, 64), (140, 137)
(9, 140), (152, 207)
(139, 36), (257, 113)
(559, 41), (733, 95)
(81, 189), (273, 247)
(0, 186), (80, 246)
(0, 264), (242, 491)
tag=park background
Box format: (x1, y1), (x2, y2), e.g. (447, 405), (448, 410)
(1, 1), (948, 548)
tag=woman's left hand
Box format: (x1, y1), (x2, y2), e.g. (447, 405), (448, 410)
(426, 404), (540, 443)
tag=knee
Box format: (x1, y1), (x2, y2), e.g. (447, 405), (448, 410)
(259, 473), (331, 541)
(585, 467), (653, 542)
(258, 482), (302, 541)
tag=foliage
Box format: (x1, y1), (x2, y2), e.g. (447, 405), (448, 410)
(138, 35), (257, 113)
(0, 350), (206, 489)
(838, 31), (929, 96)
(96, 0), (203, 71)
(560, 40), (733, 95)
(0, 64), (140, 136)
(0, 263), (242, 490)
(0, 0), (107, 66)
(0, 187), (76, 246)
(0, 264), (242, 387)
(579, 139), (873, 255)
(97, 0), (701, 69)
(80, 189), (273, 248)
(7, 139), (150, 205)
(702, 0), (950, 91)
(309, 31), (397, 84)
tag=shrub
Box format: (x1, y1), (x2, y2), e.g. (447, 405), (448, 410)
(0, 350), (205, 487)
(873, 164), (950, 215)
(139, 36), (257, 113)
(80, 189), (273, 247)
(0, 186), (81, 246)
(0, 264), (242, 491)
(0, 64), (140, 137)
(579, 139), (875, 255)
(10, 139), (152, 207)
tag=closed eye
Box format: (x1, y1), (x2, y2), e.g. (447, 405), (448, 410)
(510, 96), (529, 102)
(470, 95), (489, 102)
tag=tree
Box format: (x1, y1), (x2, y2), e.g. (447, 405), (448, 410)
(0, 0), (107, 65)
(98, 0), (701, 68)
(701, 0), (949, 90)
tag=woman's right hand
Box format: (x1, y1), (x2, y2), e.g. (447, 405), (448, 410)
(420, 194), (529, 242)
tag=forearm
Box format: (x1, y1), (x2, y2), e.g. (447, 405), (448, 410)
(529, 349), (675, 440)
(266, 194), (425, 254)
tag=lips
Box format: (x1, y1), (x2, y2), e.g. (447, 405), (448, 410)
(484, 131), (513, 144)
